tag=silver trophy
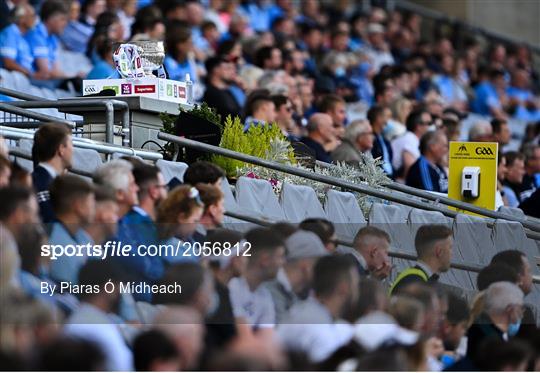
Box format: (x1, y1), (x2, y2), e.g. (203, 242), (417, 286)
(127, 40), (165, 77)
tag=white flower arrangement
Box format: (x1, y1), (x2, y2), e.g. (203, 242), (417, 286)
(239, 139), (391, 215)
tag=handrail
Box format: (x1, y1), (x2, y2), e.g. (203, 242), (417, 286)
(314, 160), (539, 229)
(0, 86), (49, 101)
(2, 126), (162, 161)
(157, 132), (540, 236)
(7, 99), (131, 146)
(224, 210), (540, 284)
(393, 0), (540, 55)
(0, 102), (76, 128)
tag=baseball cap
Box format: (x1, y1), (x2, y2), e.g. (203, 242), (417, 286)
(285, 230), (328, 260)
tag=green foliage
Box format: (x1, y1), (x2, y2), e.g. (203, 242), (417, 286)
(212, 117), (296, 177)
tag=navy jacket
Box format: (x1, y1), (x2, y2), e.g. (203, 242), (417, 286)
(32, 165), (56, 223)
(371, 134), (394, 178)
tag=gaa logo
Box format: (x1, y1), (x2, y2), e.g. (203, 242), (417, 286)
(84, 85), (97, 94)
(475, 147), (494, 156)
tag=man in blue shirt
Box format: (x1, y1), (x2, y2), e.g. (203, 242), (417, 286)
(472, 68), (506, 118)
(163, 26), (197, 83)
(25, 0), (73, 87)
(369, 105), (394, 178)
(406, 130), (449, 193)
(0, 3), (37, 77)
(48, 174), (96, 284)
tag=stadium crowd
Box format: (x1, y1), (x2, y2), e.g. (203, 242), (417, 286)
(1, 0), (540, 371)
(0, 123), (539, 371)
(1, 0), (539, 211)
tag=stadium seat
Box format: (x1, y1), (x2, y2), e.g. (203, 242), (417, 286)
(280, 182), (326, 222)
(155, 159), (188, 184)
(497, 205), (526, 219)
(72, 147), (103, 175)
(235, 176), (284, 221)
(324, 189), (366, 241)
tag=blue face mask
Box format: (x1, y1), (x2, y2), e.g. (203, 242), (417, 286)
(507, 319), (521, 337)
(334, 67), (346, 77)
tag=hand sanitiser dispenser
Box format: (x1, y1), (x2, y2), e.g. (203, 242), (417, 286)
(461, 166), (481, 198)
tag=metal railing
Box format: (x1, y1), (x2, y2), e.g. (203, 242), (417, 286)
(224, 210), (540, 283)
(157, 132), (540, 238)
(0, 102), (76, 128)
(7, 99), (131, 146)
(2, 126), (162, 161)
(314, 160), (539, 227)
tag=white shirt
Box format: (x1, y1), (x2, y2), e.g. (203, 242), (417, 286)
(228, 276), (276, 329)
(277, 297), (354, 363)
(64, 304), (133, 371)
(391, 131), (420, 171)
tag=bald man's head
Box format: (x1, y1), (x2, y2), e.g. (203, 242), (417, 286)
(307, 113), (335, 143)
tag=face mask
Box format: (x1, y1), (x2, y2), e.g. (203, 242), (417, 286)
(334, 67), (346, 77)
(507, 319), (521, 337)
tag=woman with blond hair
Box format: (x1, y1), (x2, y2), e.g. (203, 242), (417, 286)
(156, 185), (204, 263)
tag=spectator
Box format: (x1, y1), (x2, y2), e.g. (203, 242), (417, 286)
(390, 224), (452, 294)
(0, 186), (39, 241)
(117, 0), (137, 40)
(466, 282), (524, 361)
(319, 94), (347, 140)
(477, 263), (519, 291)
(331, 119), (374, 165)
(0, 155), (11, 187)
(0, 3), (37, 77)
(153, 306), (205, 371)
(391, 109), (432, 180)
(468, 120), (493, 142)
(490, 250), (536, 336)
(205, 229), (245, 348)
(228, 227), (285, 335)
(471, 68), (507, 119)
(202, 56), (242, 122)
(502, 151), (526, 207)
(154, 262), (215, 318)
(271, 94), (297, 138)
(521, 144), (540, 197)
(156, 185), (204, 263)
(431, 54), (467, 110)
(195, 183), (225, 239)
(519, 187), (540, 218)
(85, 11), (124, 63)
(9, 162), (33, 188)
(84, 185), (119, 245)
(64, 260), (133, 371)
(243, 90), (276, 131)
(299, 218), (338, 252)
(31, 123), (73, 223)
(278, 255), (358, 363)
(163, 24), (197, 83)
(85, 35), (116, 79)
(48, 174), (95, 284)
(491, 118), (511, 148)
(364, 23), (394, 73)
(60, 0), (106, 53)
(25, 0), (78, 88)
(342, 226), (391, 280)
(130, 5), (165, 41)
(37, 337), (106, 371)
(183, 160), (225, 188)
(506, 68), (540, 122)
(440, 293), (470, 368)
(475, 338), (532, 371)
(301, 113), (336, 163)
(254, 46), (282, 70)
(133, 330), (180, 371)
(405, 130), (448, 193)
(265, 230), (328, 323)
(368, 105), (394, 177)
